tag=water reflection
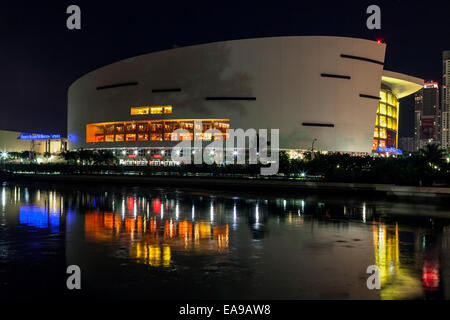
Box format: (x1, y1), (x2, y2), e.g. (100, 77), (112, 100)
(1, 182), (450, 299)
(84, 210), (229, 267)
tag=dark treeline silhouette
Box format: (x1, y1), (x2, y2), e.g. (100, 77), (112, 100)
(1, 145), (449, 186)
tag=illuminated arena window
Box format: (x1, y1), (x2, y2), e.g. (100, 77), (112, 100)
(86, 119), (230, 143)
(131, 106), (173, 115)
(372, 88), (399, 151)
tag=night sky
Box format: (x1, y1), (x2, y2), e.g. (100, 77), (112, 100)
(0, 0), (449, 137)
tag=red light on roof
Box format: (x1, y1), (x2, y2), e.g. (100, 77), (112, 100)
(377, 39), (382, 44)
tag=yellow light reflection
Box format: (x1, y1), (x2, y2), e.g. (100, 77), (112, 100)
(372, 223), (423, 299)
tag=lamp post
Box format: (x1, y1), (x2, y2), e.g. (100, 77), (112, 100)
(311, 138), (317, 160)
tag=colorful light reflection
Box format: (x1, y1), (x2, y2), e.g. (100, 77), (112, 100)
(19, 206), (60, 231)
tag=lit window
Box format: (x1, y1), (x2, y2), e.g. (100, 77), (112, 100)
(372, 139), (379, 150)
(179, 133), (193, 141)
(137, 134), (148, 141)
(151, 134), (163, 141)
(379, 115), (386, 127)
(379, 103), (386, 115)
(151, 107), (163, 114)
(131, 105), (173, 115)
(380, 90), (386, 103)
(86, 119), (229, 143)
(126, 134), (136, 141)
(131, 107), (149, 115)
(387, 106), (393, 117)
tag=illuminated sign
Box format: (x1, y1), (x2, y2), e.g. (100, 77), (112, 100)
(376, 146), (403, 154)
(424, 82), (438, 89)
(19, 133), (62, 140)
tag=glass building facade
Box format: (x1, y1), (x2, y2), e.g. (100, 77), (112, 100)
(372, 86), (400, 153)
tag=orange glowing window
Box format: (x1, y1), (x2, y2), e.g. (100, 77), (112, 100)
(126, 123), (136, 131)
(137, 133), (149, 141)
(126, 134), (136, 141)
(179, 133), (193, 141)
(86, 119), (229, 143)
(151, 134), (163, 141)
(372, 139), (379, 150)
(105, 135), (114, 142)
(164, 133), (173, 141)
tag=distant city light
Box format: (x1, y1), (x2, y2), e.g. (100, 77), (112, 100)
(424, 82), (439, 89)
(0, 152), (7, 158)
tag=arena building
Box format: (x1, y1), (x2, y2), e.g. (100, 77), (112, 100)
(0, 130), (66, 156)
(67, 36), (423, 164)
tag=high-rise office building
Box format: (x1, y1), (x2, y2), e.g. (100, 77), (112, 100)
(399, 136), (415, 153)
(441, 51), (450, 150)
(414, 81), (440, 150)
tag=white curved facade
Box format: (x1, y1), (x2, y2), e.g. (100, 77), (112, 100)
(68, 36), (393, 153)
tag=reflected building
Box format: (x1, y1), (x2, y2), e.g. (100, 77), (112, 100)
(372, 223), (423, 300)
(84, 211), (229, 267)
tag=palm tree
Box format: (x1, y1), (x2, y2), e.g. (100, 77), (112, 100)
(420, 144), (444, 166)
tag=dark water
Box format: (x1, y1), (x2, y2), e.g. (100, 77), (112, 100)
(1, 182), (450, 300)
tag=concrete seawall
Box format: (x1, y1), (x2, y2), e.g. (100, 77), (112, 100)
(3, 173), (450, 200)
